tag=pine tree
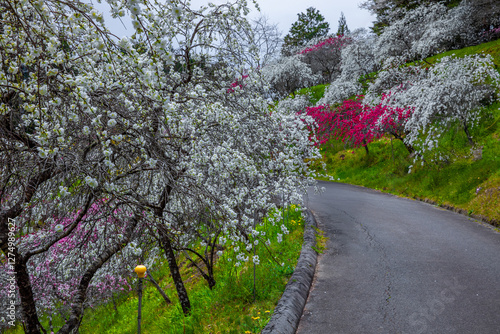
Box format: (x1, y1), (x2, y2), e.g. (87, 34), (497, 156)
(283, 7), (330, 51)
(337, 12), (350, 36)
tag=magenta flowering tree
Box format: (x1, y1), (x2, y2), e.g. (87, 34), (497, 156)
(227, 74), (249, 93)
(302, 95), (413, 153)
(331, 98), (377, 153)
(301, 98), (372, 150)
(299, 105), (336, 146)
(299, 35), (351, 83)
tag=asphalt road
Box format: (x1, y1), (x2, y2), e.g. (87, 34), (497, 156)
(297, 181), (500, 334)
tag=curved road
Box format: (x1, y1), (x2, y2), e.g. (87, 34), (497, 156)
(297, 181), (500, 334)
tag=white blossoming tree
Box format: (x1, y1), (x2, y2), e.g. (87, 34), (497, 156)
(317, 79), (361, 106)
(340, 28), (379, 81)
(0, 0), (320, 333)
(374, 2), (475, 63)
(314, 29), (375, 107)
(262, 54), (320, 99)
(368, 55), (500, 162)
(276, 94), (311, 114)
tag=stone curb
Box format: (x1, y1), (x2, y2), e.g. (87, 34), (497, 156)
(261, 210), (318, 334)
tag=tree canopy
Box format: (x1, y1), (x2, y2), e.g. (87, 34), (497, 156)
(283, 7), (330, 51)
(0, 0), (320, 332)
(337, 12), (350, 36)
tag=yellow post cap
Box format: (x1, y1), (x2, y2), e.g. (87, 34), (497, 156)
(134, 265), (147, 278)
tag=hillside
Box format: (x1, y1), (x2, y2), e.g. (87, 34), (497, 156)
(302, 39), (500, 226)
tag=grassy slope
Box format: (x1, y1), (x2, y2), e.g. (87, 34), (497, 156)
(309, 39), (500, 226)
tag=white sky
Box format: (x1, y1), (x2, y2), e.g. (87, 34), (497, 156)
(93, 0), (375, 38)
(192, 0), (376, 34)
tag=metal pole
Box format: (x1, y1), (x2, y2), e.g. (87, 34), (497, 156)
(253, 211), (257, 302)
(137, 277), (143, 334)
(253, 250), (256, 302)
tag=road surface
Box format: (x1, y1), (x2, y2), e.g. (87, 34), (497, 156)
(297, 181), (500, 334)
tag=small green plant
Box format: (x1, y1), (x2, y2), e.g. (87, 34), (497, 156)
(312, 227), (328, 254)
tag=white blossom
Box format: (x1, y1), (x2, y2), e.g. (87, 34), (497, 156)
(85, 176), (98, 188)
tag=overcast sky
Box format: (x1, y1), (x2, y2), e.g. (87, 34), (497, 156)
(93, 0), (375, 38)
(192, 0), (376, 34)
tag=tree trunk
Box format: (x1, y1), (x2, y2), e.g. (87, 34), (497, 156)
(403, 142), (415, 154)
(57, 217), (139, 334)
(158, 230), (191, 315)
(363, 139), (369, 155)
(0, 166), (58, 334)
(14, 251), (46, 334)
(147, 274), (172, 304)
(182, 249), (217, 290)
(463, 121), (474, 145)
(391, 132), (414, 154)
(153, 184), (191, 314)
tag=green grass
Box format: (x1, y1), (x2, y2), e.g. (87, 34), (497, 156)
(297, 84), (328, 105)
(311, 227), (328, 254)
(6, 206), (305, 334)
(426, 38), (500, 66)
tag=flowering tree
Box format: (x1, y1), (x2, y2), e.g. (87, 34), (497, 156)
(361, 0), (500, 39)
(317, 79), (361, 107)
(339, 28), (379, 80)
(364, 57), (427, 105)
(0, 201), (148, 332)
(299, 35), (351, 83)
(412, 2), (475, 59)
(300, 105), (336, 146)
(276, 94), (311, 115)
(374, 2), (475, 63)
(301, 99), (368, 148)
(315, 29), (376, 107)
(262, 54), (320, 99)
(369, 95), (415, 153)
(303, 95), (413, 153)
(371, 55), (500, 161)
(0, 0), (320, 332)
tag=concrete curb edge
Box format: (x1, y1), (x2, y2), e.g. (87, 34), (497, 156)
(261, 210), (318, 334)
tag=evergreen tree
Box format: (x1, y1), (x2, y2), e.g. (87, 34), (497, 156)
(337, 12), (350, 36)
(283, 7), (330, 51)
